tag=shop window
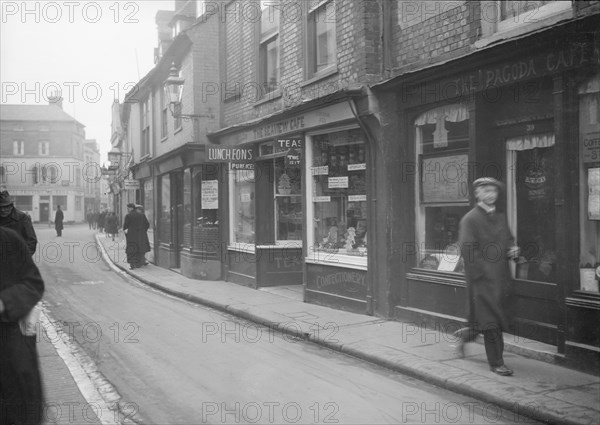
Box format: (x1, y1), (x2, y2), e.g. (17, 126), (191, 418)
(230, 166), (256, 247)
(143, 179), (154, 247)
(159, 174), (172, 243)
(578, 74), (600, 293)
(306, 0), (337, 79)
(275, 157), (302, 243)
(258, 1), (280, 95)
(307, 128), (368, 262)
(506, 133), (556, 283)
(53, 196), (67, 211)
(414, 104), (470, 272)
(14, 196), (32, 211)
(192, 165), (220, 252)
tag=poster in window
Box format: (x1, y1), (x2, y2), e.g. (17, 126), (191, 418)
(201, 180), (219, 210)
(421, 154), (468, 203)
(588, 168), (600, 220)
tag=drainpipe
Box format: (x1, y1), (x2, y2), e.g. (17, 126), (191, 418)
(347, 92), (380, 317)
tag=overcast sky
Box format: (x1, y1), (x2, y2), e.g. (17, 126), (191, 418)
(1, 0), (175, 163)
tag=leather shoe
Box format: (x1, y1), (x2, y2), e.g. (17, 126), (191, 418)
(490, 364), (513, 376)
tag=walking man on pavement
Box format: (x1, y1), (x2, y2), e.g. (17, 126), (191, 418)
(54, 204), (64, 237)
(453, 177), (520, 376)
(123, 203), (148, 269)
(136, 204), (151, 266)
(0, 226), (45, 425)
(0, 190), (37, 255)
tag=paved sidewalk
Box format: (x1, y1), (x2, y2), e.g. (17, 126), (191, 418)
(97, 234), (600, 425)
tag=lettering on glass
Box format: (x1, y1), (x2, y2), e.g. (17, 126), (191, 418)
(421, 154), (468, 203)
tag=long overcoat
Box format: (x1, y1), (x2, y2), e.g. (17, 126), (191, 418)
(458, 206), (514, 331)
(0, 227), (45, 424)
(123, 210), (150, 262)
(54, 208), (64, 231)
(0, 207), (37, 255)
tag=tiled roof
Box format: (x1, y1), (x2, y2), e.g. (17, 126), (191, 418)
(0, 104), (82, 125)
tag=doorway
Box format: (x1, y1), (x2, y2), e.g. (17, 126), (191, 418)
(39, 202), (49, 222)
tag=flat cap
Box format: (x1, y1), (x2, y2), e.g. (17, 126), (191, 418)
(473, 177), (505, 190)
(0, 190), (14, 207)
(127, 203), (136, 209)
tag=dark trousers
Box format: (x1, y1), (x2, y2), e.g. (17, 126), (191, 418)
(455, 326), (504, 367)
(0, 324), (43, 425)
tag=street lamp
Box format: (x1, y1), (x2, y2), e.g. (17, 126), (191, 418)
(164, 62), (214, 121)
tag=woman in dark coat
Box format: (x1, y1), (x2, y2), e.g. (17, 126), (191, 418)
(54, 204), (64, 237)
(454, 178), (520, 376)
(0, 227), (45, 424)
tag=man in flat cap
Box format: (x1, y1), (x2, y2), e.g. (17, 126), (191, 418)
(453, 178), (520, 376)
(0, 190), (37, 255)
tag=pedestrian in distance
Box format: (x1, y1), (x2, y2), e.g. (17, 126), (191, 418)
(453, 177), (520, 376)
(54, 204), (64, 237)
(86, 209), (94, 229)
(123, 203), (149, 269)
(136, 204), (151, 266)
(0, 226), (45, 425)
(0, 190), (37, 255)
(105, 211), (119, 241)
(97, 209), (107, 234)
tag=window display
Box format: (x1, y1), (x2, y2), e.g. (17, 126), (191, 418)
(578, 74), (600, 292)
(230, 167), (255, 245)
(414, 104), (470, 272)
(275, 157), (302, 242)
(143, 179), (154, 247)
(159, 174), (171, 243)
(309, 128), (367, 257)
(192, 166), (220, 251)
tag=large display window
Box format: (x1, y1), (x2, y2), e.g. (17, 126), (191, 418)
(306, 127), (368, 266)
(229, 166), (255, 248)
(414, 104), (470, 273)
(143, 179), (154, 247)
(158, 174), (172, 243)
(578, 74), (600, 293)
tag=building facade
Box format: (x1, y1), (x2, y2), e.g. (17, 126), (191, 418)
(371, 0), (600, 370)
(120, 0), (600, 371)
(83, 139), (102, 213)
(0, 98), (87, 223)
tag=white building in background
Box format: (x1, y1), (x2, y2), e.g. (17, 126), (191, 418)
(0, 97), (87, 223)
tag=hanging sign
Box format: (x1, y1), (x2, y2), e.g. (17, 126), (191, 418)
(123, 179), (140, 190)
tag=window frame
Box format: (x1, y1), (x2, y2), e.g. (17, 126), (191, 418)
(13, 140), (24, 155)
(304, 125), (368, 270)
(228, 164), (256, 253)
(39, 141), (49, 156)
(305, 0), (337, 80)
(258, 0), (280, 96)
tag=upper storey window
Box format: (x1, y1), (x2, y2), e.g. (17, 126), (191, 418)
(306, 0), (337, 79)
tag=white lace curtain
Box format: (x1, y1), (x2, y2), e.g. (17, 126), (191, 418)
(506, 133), (555, 151)
(414, 104), (469, 126)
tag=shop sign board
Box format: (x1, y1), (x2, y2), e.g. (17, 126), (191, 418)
(207, 146), (254, 163)
(123, 179), (140, 190)
(582, 132), (600, 163)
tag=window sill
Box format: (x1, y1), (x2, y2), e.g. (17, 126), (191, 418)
(160, 136), (168, 143)
(305, 251), (367, 270)
(300, 66), (338, 88)
(174, 126), (183, 135)
(475, 8), (573, 49)
(227, 243), (256, 254)
(253, 89), (282, 107)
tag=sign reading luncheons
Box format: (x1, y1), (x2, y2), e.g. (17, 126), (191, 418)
(207, 146), (254, 163)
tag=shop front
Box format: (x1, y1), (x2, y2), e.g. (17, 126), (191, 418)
(148, 143), (225, 280)
(377, 21), (599, 369)
(214, 100), (372, 313)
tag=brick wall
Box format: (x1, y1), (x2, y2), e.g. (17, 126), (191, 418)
(390, 0), (475, 75)
(221, 0), (384, 130)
